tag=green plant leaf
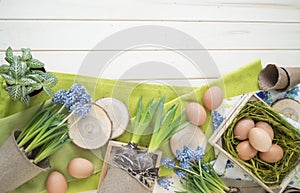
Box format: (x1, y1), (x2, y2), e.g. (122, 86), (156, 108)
(10, 60), (27, 79)
(43, 86), (54, 97)
(32, 83), (43, 90)
(5, 47), (13, 57)
(20, 95), (30, 106)
(21, 48), (32, 61)
(5, 85), (22, 100)
(19, 77), (37, 86)
(0, 73), (16, 85)
(0, 64), (10, 74)
(42, 72), (58, 88)
(28, 59), (45, 68)
(27, 73), (42, 82)
(5, 47), (13, 64)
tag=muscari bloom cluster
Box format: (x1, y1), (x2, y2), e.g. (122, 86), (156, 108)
(158, 146), (229, 193)
(54, 83), (91, 119)
(16, 83), (92, 164)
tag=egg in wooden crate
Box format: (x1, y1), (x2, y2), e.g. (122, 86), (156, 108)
(209, 93), (300, 193)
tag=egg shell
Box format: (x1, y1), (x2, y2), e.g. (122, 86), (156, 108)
(46, 171), (68, 193)
(236, 140), (258, 161)
(248, 127), (272, 152)
(68, 158), (94, 179)
(234, 118), (255, 140)
(259, 144), (284, 163)
(203, 86), (224, 110)
(185, 103), (207, 126)
(255, 121), (274, 140)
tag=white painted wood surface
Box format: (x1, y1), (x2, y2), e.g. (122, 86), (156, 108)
(1, 0), (300, 192)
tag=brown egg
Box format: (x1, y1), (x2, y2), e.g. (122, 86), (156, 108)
(68, 158), (94, 179)
(185, 103), (207, 126)
(203, 86), (224, 110)
(259, 144), (284, 163)
(236, 140), (258, 161)
(255, 121), (274, 140)
(248, 127), (272, 152)
(234, 118), (255, 140)
(46, 171), (68, 193)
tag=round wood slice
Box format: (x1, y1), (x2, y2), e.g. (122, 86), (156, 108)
(169, 124), (207, 156)
(95, 97), (130, 139)
(271, 98), (300, 123)
(68, 103), (112, 149)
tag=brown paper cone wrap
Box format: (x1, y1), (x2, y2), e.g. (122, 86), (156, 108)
(97, 165), (151, 193)
(282, 67), (300, 90)
(0, 130), (49, 193)
(258, 64), (289, 91)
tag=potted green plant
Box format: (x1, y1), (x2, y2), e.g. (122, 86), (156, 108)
(0, 47), (57, 105)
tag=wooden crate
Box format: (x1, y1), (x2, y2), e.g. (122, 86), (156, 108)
(98, 140), (162, 192)
(209, 93), (300, 193)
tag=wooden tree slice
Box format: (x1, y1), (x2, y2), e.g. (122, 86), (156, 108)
(95, 97), (130, 139)
(271, 98), (300, 123)
(169, 124), (207, 156)
(68, 103), (112, 149)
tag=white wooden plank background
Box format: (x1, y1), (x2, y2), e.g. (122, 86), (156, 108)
(0, 0), (300, 192)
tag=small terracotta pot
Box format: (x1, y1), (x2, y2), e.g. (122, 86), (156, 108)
(0, 130), (49, 193)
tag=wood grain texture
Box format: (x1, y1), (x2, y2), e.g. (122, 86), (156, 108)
(0, 0), (300, 22)
(1, 0), (300, 193)
(1, 50), (299, 79)
(0, 21), (299, 50)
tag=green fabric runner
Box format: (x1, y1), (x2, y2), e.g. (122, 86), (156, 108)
(0, 60), (262, 193)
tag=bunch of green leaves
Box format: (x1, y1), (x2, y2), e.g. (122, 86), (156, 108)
(131, 96), (162, 144)
(131, 95), (188, 152)
(17, 101), (71, 164)
(223, 101), (300, 185)
(16, 84), (91, 164)
(148, 100), (189, 152)
(0, 47), (57, 105)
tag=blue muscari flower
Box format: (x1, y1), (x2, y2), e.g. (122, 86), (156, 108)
(212, 111), (224, 131)
(54, 89), (67, 104)
(62, 83), (91, 109)
(161, 158), (176, 170)
(176, 146), (194, 163)
(194, 146), (204, 162)
(174, 169), (186, 179)
(157, 178), (173, 191)
(71, 103), (91, 119)
(179, 161), (191, 169)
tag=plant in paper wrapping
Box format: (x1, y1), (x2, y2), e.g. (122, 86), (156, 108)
(158, 146), (238, 193)
(98, 96), (189, 193)
(0, 83), (91, 192)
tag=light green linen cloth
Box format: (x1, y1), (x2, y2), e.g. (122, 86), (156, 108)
(0, 60), (262, 193)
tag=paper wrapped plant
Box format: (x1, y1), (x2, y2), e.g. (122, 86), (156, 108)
(0, 84), (91, 192)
